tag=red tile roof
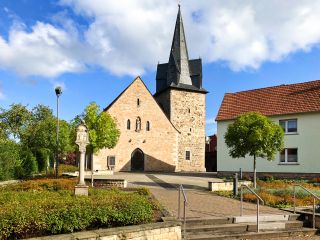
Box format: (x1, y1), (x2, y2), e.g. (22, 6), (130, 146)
(216, 80), (320, 121)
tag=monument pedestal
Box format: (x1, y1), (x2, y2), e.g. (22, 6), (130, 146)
(74, 184), (89, 196)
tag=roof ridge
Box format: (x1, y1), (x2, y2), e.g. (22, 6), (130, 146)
(216, 79), (320, 121)
(230, 79), (320, 95)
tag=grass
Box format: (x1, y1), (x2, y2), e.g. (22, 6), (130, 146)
(214, 179), (320, 209)
(0, 178), (160, 239)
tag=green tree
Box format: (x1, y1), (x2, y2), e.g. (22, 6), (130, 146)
(0, 140), (20, 180)
(224, 112), (284, 188)
(23, 111), (73, 169)
(72, 102), (120, 156)
(0, 104), (32, 140)
(0, 104), (74, 178)
(14, 148), (37, 179)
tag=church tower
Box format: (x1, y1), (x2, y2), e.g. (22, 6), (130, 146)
(154, 5), (207, 171)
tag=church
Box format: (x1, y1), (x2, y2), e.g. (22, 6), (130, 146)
(93, 6), (207, 172)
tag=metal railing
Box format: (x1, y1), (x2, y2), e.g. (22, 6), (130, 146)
(293, 184), (320, 229)
(178, 184), (188, 239)
(240, 184), (264, 232)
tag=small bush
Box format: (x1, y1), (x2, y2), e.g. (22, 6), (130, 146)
(35, 148), (50, 172)
(136, 187), (151, 196)
(59, 164), (78, 173)
(214, 191), (234, 198)
(14, 149), (37, 179)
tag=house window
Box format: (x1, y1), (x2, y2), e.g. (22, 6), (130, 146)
(137, 98), (140, 106)
(279, 119), (297, 134)
(136, 117), (141, 131)
(185, 151), (191, 160)
(127, 119), (131, 130)
(107, 156), (116, 170)
(146, 121), (150, 131)
(280, 148), (298, 163)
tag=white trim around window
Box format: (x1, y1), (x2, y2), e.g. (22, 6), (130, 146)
(279, 119), (298, 134)
(279, 148), (298, 164)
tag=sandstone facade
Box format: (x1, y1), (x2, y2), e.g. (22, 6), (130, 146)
(93, 78), (179, 172)
(155, 89), (206, 171)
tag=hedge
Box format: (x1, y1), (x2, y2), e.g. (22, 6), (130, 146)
(0, 180), (155, 239)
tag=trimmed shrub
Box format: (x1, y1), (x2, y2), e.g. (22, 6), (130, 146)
(0, 180), (155, 239)
(14, 149), (37, 179)
(34, 148), (50, 172)
(0, 140), (20, 180)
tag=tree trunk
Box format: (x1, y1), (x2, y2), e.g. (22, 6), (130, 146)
(253, 154), (257, 189)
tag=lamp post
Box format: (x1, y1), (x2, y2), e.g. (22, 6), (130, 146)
(55, 86), (62, 178)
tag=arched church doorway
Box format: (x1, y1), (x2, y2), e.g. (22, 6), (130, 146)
(131, 148), (144, 171)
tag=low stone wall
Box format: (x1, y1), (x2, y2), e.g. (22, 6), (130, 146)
(90, 179), (127, 188)
(208, 180), (252, 191)
(27, 222), (181, 240)
(0, 180), (20, 187)
(217, 171), (320, 179)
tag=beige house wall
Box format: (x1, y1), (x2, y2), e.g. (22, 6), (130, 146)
(217, 112), (320, 173)
(94, 77), (179, 172)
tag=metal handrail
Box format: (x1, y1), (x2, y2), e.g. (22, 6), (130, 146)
(240, 184), (264, 232)
(293, 184), (320, 229)
(178, 185), (188, 239)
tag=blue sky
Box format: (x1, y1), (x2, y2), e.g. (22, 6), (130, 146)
(1, 0), (320, 135)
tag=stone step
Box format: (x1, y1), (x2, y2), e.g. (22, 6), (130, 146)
(234, 214), (297, 223)
(170, 214), (301, 226)
(184, 228), (318, 240)
(185, 220), (303, 234)
(179, 217), (233, 226)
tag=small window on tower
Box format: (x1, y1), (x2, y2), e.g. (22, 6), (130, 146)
(188, 108), (190, 113)
(137, 98), (140, 106)
(146, 121), (150, 131)
(185, 151), (191, 160)
(127, 119), (131, 130)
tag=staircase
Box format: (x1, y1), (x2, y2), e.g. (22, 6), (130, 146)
(165, 214), (318, 239)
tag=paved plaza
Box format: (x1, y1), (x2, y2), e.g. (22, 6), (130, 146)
(111, 172), (286, 218)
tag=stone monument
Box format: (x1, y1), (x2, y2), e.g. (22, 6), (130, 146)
(74, 120), (89, 196)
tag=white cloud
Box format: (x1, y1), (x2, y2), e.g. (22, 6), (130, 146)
(2, 0), (320, 77)
(0, 21), (85, 77)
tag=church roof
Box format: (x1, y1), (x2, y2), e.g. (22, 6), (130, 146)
(155, 6), (207, 94)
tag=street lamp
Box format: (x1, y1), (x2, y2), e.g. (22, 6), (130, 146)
(55, 86), (62, 178)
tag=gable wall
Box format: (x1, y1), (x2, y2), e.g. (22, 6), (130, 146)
(93, 78), (179, 172)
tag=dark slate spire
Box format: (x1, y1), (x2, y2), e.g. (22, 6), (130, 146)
(155, 5), (207, 94)
(167, 5), (192, 86)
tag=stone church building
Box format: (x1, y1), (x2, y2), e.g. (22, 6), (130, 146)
(93, 7), (207, 172)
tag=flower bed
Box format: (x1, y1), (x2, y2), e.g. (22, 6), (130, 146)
(0, 179), (159, 239)
(215, 179), (320, 209)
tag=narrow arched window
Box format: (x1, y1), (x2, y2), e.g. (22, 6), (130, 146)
(136, 117), (141, 132)
(146, 121), (150, 131)
(137, 98), (140, 106)
(127, 119), (131, 130)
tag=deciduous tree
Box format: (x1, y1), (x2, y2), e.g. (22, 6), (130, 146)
(224, 112), (284, 188)
(72, 102), (120, 155)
